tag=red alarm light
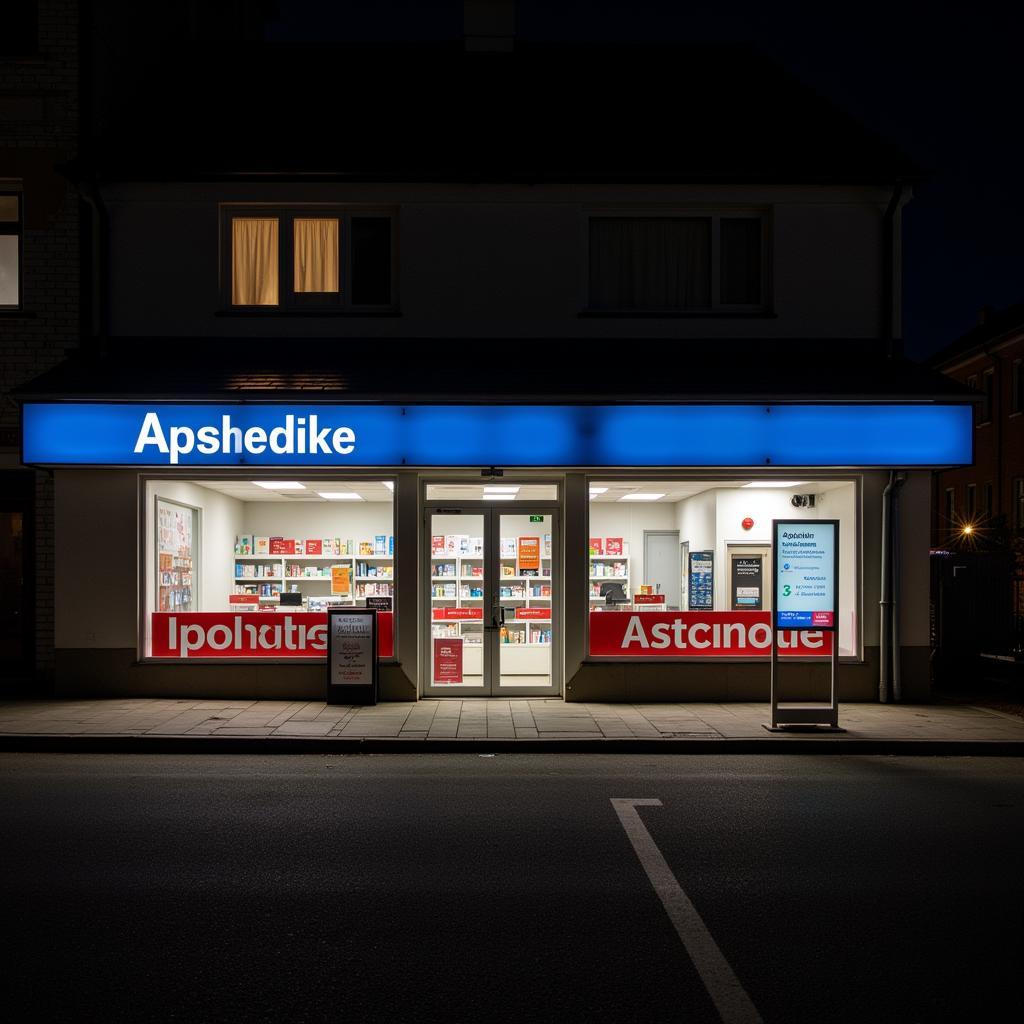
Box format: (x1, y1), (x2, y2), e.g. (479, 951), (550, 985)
(741, 517), (754, 530)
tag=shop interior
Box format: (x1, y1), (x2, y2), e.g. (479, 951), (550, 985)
(588, 479), (858, 656)
(144, 478), (395, 654)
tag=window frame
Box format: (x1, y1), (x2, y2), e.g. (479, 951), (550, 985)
(582, 471), (863, 663)
(1011, 359), (1023, 416)
(582, 208), (771, 317)
(139, 471), (400, 664)
(219, 204), (398, 315)
(978, 368), (995, 425)
(0, 190), (23, 311)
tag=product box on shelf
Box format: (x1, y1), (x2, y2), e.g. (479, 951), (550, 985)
(432, 536), (445, 555)
(254, 536), (270, 556)
(306, 539), (322, 556)
(375, 535), (387, 555)
(235, 535), (253, 555)
(589, 537), (604, 555)
(605, 538), (624, 556)
(359, 541), (374, 556)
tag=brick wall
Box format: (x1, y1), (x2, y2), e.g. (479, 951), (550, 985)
(0, 0), (80, 684)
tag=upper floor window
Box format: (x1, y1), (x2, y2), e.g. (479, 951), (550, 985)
(980, 369), (995, 425)
(0, 192), (21, 309)
(224, 207), (395, 312)
(1012, 359), (1023, 415)
(587, 214), (764, 313)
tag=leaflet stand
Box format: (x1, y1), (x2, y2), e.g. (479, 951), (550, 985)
(326, 607), (378, 706)
(765, 519), (843, 732)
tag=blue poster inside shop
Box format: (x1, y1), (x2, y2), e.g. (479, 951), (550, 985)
(688, 551), (714, 610)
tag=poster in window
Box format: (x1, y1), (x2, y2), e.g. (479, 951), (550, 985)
(518, 536), (540, 576)
(688, 550), (714, 610)
(156, 498), (197, 613)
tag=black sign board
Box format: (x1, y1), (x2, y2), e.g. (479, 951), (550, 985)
(731, 556), (763, 611)
(326, 607), (378, 706)
(364, 596), (393, 612)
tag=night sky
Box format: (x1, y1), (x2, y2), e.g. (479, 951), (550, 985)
(265, 0), (1023, 361)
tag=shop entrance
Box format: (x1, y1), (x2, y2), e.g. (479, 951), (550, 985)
(424, 505), (560, 697)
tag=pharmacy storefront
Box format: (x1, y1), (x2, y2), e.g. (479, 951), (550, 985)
(22, 401), (971, 702)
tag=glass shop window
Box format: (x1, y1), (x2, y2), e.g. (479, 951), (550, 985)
(143, 478), (396, 660)
(587, 478), (859, 658)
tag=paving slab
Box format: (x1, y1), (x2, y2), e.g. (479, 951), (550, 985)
(1, 698), (1023, 754)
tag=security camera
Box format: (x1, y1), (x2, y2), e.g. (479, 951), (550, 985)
(791, 494), (817, 508)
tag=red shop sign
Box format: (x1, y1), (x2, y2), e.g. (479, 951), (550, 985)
(151, 611), (394, 659)
(589, 610), (832, 657)
(633, 594), (666, 605)
(431, 606), (484, 621)
(514, 607), (551, 620)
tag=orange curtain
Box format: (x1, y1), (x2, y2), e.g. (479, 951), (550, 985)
(231, 217), (279, 305)
(294, 218), (340, 293)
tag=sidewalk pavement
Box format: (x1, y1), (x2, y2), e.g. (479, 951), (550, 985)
(2, 698), (1024, 753)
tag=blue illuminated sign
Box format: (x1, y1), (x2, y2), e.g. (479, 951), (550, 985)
(21, 402), (972, 467)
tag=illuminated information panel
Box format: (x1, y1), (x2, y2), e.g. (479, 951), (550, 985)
(773, 520), (838, 631)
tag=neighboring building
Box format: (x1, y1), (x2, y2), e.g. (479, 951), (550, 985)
(14, 9), (972, 704)
(0, 0), (81, 689)
(930, 304), (1024, 543)
(930, 304), (1024, 666)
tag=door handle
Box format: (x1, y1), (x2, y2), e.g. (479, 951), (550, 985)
(491, 604), (507, 628)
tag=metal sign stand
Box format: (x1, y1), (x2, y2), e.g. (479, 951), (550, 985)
(765, 519), (844, 732)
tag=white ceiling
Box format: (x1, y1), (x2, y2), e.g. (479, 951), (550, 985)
(588, 479), (854, 502)
(192, 480), (396, 503)
(425, 484), (560, 502)
(184, 478), (855, 504)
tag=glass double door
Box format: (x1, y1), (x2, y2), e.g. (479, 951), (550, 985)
(425, 506), (559, 696)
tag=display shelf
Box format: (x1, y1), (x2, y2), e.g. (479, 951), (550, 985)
(590, 553), (630, 559)
(589, 575), (628, 580)
(234, 575), (282, 581)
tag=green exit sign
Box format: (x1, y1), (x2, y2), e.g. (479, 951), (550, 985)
(529, 515), (544, 523)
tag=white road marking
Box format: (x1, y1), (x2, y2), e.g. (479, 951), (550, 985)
(611, 798), (763, 1024)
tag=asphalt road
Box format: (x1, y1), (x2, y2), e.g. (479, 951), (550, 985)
(1, 753), (1022, 1023)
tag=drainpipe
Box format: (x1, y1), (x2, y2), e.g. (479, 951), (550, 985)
(882, 183), (910, 358)
(879, 471), (896, 702)
(891, 472), (907, 702)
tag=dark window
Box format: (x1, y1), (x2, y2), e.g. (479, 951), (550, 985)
(983, 482), (993, 517)
(1016, 479), (1024, 531)
(944, 487), (955, 528)
(0, 194), (21, 309)
(351, 217), (392, 306)
(0, 3), (38, 57)
(1012, 359), (1023, 414)
(589, 217), (711, 310)
(980, 370), (995, 424)
(224, 207), (395, 312)
(966, 484), (976, 519)
(720, 218), (762, 305)
(587, 214), (767, 312)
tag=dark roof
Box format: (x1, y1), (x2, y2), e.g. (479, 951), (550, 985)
(929, 302), (1024, 370)
(77, 43), (919, 185)
(15, 338), (968, 404)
